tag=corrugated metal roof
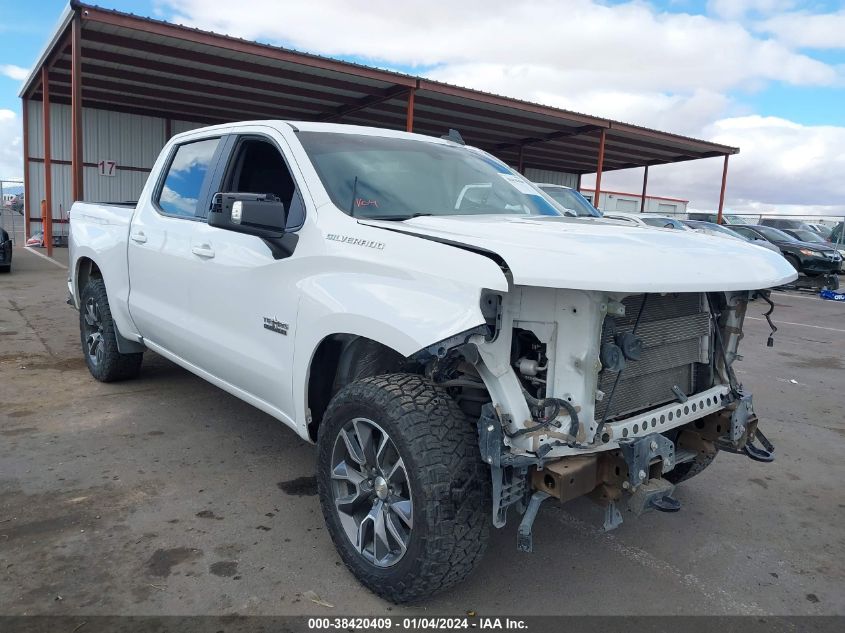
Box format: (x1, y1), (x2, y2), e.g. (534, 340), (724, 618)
(21, 1), (739, 176)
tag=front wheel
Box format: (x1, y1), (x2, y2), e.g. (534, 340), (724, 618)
(79, 278), (143, 382)
(317, 374), (489, 603)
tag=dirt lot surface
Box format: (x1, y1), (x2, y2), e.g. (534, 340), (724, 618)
(1, 247), (844, 616)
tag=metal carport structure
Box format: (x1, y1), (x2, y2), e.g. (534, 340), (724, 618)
(19, 1), (739, 256)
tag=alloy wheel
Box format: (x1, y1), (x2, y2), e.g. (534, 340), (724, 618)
(329, 417), (413, 567)
(83, 296), (105, 367)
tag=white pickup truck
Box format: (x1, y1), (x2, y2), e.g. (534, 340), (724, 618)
(69, 120), (796, 602)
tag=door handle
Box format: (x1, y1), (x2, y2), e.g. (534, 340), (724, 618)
(191, 245), (215, 258)
(130, 231), (147, 244)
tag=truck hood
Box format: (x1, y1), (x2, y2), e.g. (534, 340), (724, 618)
(362, 215), (798, 292)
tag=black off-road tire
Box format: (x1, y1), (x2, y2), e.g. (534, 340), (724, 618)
(665, 451), (717, 484)
(79, 278), (143, 382)
(317, 373), (490, 603)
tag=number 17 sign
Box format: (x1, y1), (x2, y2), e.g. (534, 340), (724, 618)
(97, 160), (117, 177)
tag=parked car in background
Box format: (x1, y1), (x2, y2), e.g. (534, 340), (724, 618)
(603, 211), (690, 230)
(534, 184), (601, 217)
(683, 220), (782, 254)
(730, 225), (841, 276)
(0, 228), (12, 272)
(828, 222), (843, 246)
(686, 212), (751, 225)
(806, 223), (833, 241)
(783, 228), (845, 272)
(760, 218), (815, 232)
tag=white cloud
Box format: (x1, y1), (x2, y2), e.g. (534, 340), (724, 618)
(0, 64), (29, 81)
(582, 115), (845, 215)
(166, 0), (841, 90)
(427, 65), (733, 136)
(707, 0), (796, 20)
(0, 109), (23, 181)
(159, 184), (198, 216)
(159, 0), (845, 216)
(0, 1), (838, 218)
(760, 10), (845, 49)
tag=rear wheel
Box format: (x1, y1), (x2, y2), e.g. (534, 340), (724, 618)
(79, 278), (143, 382)
(0, 265), (9, 273)
(317, 373), (489, 603)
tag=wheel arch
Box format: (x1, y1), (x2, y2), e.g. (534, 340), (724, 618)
(75, 258), (145, 355)
(75, 256), (103, 305)
(305, 333), (406, 441)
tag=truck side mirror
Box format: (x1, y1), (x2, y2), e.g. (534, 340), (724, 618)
(208, 192), (286, 238)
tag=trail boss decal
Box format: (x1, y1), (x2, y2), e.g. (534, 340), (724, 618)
(326, 234), (385, 250)
(263, 317), (289, 335)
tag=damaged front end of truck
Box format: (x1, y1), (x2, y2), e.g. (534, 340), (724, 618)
(415, 285), (781, 550)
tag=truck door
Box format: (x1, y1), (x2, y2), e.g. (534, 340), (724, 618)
(185, 133), (307, 422)
(127, 135), (224, 360)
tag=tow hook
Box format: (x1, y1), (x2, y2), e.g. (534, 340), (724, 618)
(744, 427), (775, 463)
(650, 494), (681, 512)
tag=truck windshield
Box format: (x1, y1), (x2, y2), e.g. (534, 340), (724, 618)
(297, 132), (563, 219)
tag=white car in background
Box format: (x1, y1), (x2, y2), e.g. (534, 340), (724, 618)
(533, 183), (601, 217)
(683, 220), (783, 255)
(602, 211), (691, 230)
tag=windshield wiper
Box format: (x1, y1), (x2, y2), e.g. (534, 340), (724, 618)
(363, 213), (433, 222)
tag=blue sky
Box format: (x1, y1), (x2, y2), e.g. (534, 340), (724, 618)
(1, 0), (844, 213)
(1, 0), (842, 124)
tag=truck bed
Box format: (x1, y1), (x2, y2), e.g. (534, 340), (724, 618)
(68, 201), (139, 341)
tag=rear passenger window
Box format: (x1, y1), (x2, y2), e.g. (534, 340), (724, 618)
(156, 138), (220, 217)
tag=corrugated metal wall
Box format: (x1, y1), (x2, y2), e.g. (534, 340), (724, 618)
(26, 100), (202, 230)
(523, 167), (578, 188)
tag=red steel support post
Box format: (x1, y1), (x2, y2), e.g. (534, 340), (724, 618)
(41, 66), (53, 258)
(71, 12), (84, 201)
(405, 88), (415, 133)
(593, 128), (606, 210)
(717, 155), (729, 225)
(640, 165), (649, 213)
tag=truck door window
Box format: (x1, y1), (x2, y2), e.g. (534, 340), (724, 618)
(156, 138), (220, 218)
(225, 139), (303, 229)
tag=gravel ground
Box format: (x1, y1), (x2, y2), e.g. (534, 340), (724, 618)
(1, 247), (843, 616)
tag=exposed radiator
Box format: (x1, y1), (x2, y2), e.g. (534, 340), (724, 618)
(595, 293), (711, 421)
